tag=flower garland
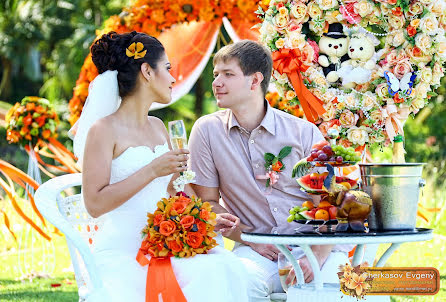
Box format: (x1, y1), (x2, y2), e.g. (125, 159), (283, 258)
(139, 194), (218, 258)
(6, 96), (59, 146)
(258, 0), (446, 149)
(69, 0), (269, 126)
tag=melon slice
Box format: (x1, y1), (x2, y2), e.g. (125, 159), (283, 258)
(300, 210), (316, 220)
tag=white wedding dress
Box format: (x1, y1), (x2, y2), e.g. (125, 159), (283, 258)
(89, 143), (249, 302)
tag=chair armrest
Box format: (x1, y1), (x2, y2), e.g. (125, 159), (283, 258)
(34, 173), (102, 290)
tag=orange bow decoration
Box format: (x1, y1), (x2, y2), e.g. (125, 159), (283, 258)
(272, 48), (326, 123)
(136, 248), (187, 302)
(381, 104), (409, 142)
(126, 42), (147, 59)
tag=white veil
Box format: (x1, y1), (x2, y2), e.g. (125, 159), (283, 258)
(68, 70), (121, 163)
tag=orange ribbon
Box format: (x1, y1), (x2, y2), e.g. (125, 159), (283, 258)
(136, 248), (187, 302)
(272, 48), (326, 123)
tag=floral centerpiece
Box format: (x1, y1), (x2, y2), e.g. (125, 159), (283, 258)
(5, 96), (59, 146)
(257, 0), (446, 150)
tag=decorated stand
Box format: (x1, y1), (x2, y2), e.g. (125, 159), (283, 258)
(259, 0), (445, 232)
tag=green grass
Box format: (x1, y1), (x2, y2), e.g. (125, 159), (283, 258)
(0, 235), (78, 301)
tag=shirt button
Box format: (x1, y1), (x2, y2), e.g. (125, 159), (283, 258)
(273, 230), (278, 234)
(258, 130), (262, 134)
(273, 208), (278, 212)
(250, 140), (255, 144)
(255, 164), (259, 168)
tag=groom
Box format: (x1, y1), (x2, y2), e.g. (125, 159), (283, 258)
(189, 40), (350, 301)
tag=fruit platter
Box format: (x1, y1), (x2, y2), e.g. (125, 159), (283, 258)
(289, 140), (372, 233)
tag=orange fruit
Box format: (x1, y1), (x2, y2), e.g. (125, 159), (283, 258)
(318, 201), (331, 208)
(315, 209), (329, 221)
(302, 201), (314, 210)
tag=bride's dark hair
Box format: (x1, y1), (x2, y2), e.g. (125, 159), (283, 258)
(91, 31), (165, 98)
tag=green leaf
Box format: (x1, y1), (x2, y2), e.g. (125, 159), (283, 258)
(266, 178), (271, 187)
(264, 152), (275, 164)
(278, 146), (292, 159)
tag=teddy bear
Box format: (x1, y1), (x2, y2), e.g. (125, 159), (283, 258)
(317, 23), (350, 84)
(337, 33), (377, 89)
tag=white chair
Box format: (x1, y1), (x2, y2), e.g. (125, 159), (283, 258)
(35, 173), (104, 301)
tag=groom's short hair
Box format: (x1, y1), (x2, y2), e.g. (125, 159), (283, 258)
(213, 40), (272, 96)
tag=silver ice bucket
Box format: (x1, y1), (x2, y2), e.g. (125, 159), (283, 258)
(359, 163), (425, 231)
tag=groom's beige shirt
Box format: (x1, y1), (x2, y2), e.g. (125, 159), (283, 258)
(189, 102), (324, 235)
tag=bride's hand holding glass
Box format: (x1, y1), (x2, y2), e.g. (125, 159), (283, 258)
(148, 149), (189, 177)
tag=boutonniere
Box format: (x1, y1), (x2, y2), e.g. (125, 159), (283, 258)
(256, 146), (292, 189)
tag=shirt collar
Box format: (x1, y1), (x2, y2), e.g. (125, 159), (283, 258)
(226, 100), (276, 135)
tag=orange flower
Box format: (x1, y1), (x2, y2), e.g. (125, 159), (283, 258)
(36, 116), (46, 127)
(6, 130), (20, 143)
(42, 129), (51, 139)
(25, 134), (32, 141)
(393, 93), (404, 103)
(35, 106), (46, 114)
(180, 215), (195, 229)
(167, 240), (183, 253)
(412, 46), (422, 57)
(159, 220), (176, 236)
(407, 26), (416, 37)
(196, 219), (207, 236)
(26, 102), (35, 111)
(392, 7), (402, 16)
(177, 195), (191, 204)
(185, 232), (204, 249)
(199, 209), (210, 221)
(172, 201), (188, 214)
(271, 161), (283, 172)
(154, 214), (165, 226)
(23, 114), (33, 126)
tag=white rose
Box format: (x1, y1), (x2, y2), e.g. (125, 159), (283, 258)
(344, 94), (358, 109)
(290, 2), (308, 23)
(388, 15), (405, 29)
(325, 10), (341, 23)
(362, 92), (377, 111)
(420, 15), (439, 35)
(307, 2), (322, 19)
(409, 98), (426, 113)
(288, 31), (306, 48)
(415, 33), (433, 54)
(321, 103), (336, 121)
(408, 2), (424, 16)
(414, 82), (431, 99)
(370, 110), (384, 123)
(432, 63), (444, 85)
(316, 0), (338, 10)
(431, 0), (446, 17)
(286, 90), (296, 100)
(390, 30), (406, 47)
(273, 70), (289, 85)
(260, 21), (276, 43)
(275, 38), (286, 49)
(273, 14), (289, 31)
(419, 0), (433, 5)
(419, 67), (433, 83)
(279, 7), (289, 16)
(347, 126), (369, 146)
(354, 0), (374, 18)
(437, 41), (446, 59)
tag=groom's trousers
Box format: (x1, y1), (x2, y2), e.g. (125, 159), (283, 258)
(233, 244), (349, 302)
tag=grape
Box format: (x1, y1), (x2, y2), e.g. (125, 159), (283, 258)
(318, 153), (328, 161)
(329, 156), (335, 161)
(287, 215), (295, 222)
(317, 150), (325, 157)
(311, 148), (319, 154)
(345, 155), (351, 161)
(336, 156), (343, 163)
(290, 208), (297, 214)
(322, 145), (333, 156)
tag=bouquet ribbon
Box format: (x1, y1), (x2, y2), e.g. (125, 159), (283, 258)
(272, 48), (326, 123)
(136, 248), (187, 302)
(382, 104), (408, 142)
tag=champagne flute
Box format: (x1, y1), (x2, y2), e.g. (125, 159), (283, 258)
(168, 120), (188, 150)
(278, 252), (293, 292)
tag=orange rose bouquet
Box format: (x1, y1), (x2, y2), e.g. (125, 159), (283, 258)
(139, 193), (218, 258)
(5, 96), (59, 146)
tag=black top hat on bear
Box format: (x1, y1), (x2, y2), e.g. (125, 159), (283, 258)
(323, 23), (346, 39)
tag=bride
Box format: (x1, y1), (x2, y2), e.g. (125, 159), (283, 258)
(72, 31), (249, 302)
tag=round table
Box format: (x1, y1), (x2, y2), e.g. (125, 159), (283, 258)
(241, 228), (433, 301)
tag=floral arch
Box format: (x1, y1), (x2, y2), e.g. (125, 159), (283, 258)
(68, 0), (269, 125)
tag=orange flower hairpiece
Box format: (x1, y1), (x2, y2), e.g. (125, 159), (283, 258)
(126, 42), (147, 59)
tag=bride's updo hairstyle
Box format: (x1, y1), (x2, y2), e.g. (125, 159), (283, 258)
(91, 31), (165, 98)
